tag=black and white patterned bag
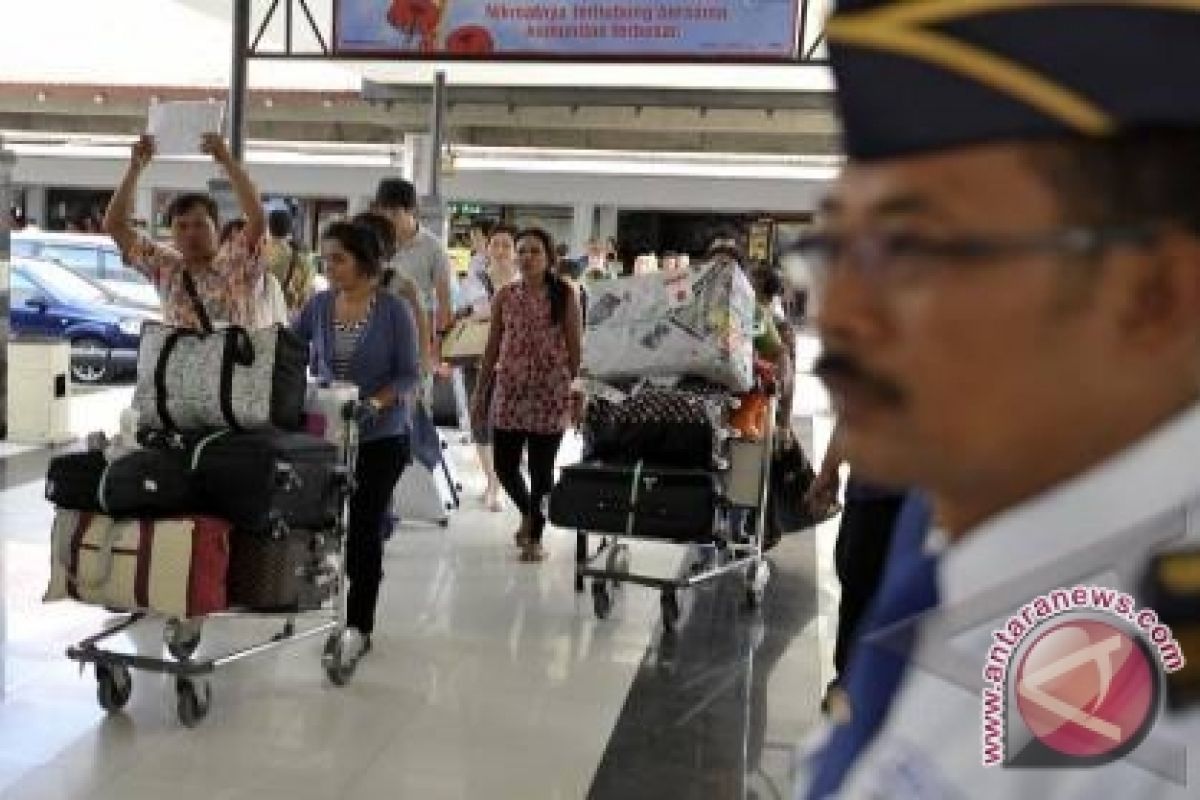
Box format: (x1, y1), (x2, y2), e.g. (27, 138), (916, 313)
(583, 379), (731, 469)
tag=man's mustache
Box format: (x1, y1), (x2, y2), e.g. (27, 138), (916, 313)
(814, 351), (905, 406)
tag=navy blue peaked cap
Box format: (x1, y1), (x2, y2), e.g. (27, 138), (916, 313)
(826, 1), (1200, 160)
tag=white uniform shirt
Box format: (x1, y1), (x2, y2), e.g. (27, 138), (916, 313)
(801, 402), (1200, 799)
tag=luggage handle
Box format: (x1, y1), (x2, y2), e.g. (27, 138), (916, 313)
(218, 327), (256, 432)
(624, 460), (644, 538)
(66, 516), (123, 591)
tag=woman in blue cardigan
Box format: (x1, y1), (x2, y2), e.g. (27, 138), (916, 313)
(294, 220), (421, 663)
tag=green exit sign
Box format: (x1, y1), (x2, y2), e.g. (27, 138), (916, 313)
(450, 202), (483, 216)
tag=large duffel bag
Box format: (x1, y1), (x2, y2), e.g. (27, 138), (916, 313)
(45, 448), (197, 517)
(185, 429), (342, 535)
(44, 510), (229, 619)
(548, 461), (726, 542)
(133, 322), (307, 433)
(226, 527), (315, 612)
(584, 380), (731, 469)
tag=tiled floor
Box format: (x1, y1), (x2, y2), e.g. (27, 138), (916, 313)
(0, 374), (839, 800)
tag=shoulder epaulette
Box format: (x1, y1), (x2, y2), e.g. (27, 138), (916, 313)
(1140, 551), (1200, 710)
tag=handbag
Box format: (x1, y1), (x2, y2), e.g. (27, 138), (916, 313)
(763, 433), (819, 546)
(441, 318), (491, 363)
(133, 322), (307, 432)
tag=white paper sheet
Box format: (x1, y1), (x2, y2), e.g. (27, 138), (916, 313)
(146, 101), (225, 155)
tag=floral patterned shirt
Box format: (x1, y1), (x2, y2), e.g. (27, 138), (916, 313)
(128, 234), (265, 330)
(490, 282), (572, 435)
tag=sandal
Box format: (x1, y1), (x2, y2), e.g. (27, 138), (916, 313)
(519, 543), (546, 563)
(513, 516), (532, 548)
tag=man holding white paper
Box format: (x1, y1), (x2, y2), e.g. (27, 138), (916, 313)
(103, 131), (266, 331)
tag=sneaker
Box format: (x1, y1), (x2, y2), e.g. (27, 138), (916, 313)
(342, 628), (370, 664)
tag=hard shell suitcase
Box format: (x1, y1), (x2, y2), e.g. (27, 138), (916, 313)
(45, 448), (196, 517)
(391, 432), (461, 528)
(548, 461), (725, 542)
(44, 510), (229, 619)
(185, 430), (341, 535)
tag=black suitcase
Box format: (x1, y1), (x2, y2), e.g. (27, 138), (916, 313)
(226, 528), (319, 612)
(45, 448), (196, 517)
(548, 461), (725, 542)
(185, 430), (342, 534)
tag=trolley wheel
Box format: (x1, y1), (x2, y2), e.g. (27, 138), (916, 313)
(574, 573), (585, 593)
(165, 619), (202, 662)
(96, 664), (132, 712)
(592, 582), (612, 619)
(661, 590), (680, 631)
(438, 518), (450, 528)
(323, 631), (358, 687)
(175, 678), (211, 728)
(745, 560), (771, 609)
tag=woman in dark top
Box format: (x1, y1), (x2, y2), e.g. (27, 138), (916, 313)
(294, 220), (421, 663)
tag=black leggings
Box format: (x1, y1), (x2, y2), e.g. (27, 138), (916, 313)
(492, 428), (565, 543)
(346, 435), (410, 635)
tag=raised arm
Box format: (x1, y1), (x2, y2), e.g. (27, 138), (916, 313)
(202, 134), (265, 246)
(103, 135), (153, 261)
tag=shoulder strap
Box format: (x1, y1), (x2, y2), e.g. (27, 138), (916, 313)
(283, 243), (300, 292)
(217, 327), (255, 432)
(180, 271), (213, 333)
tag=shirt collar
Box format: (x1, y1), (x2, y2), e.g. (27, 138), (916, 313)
(937, 399), (1200, 605)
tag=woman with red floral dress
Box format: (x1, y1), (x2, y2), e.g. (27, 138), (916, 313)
(472, 228), (584, 562)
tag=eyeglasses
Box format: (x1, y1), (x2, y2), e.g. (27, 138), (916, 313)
(791, 224), (1159, 285)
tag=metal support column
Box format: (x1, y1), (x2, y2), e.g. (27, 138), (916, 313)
(0, 135), (14, 443)
(422, 71), (448, 240)
(229, 0), (252, 160)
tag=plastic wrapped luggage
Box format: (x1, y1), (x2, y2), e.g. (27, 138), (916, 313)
(583, 380), (732, 469)
(548, 461), (725, 542)
(44, 510), (229, 619)
(133, 322), (307, 432)
(45, 448), (197, 517)
(185, 430), (341, 535)
(303, 381), (359, 455)
(226, 527), (316, 612)
(582, 262), (756, 392)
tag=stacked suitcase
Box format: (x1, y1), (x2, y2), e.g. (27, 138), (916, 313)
(44, 323), (347, 619)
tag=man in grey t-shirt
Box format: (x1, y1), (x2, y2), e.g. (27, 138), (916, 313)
(374, 178), (454, 335)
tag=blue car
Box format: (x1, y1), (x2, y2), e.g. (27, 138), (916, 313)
(9, 257), (160, 383)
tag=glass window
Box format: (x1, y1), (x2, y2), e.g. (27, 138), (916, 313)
(101, 249), (151, 285)
(39, 245), (101, 278)
(9, 270), (42, 306)
(22, 261), (107, 305)
(10, 240), (36, 257)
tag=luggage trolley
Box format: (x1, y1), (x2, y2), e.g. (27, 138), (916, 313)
(64, 400), (365, 728)
(565, 397), (777, 632)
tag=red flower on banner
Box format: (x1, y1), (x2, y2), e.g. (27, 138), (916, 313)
(445, 25), (495, 55)
(387, 0), (440, 39)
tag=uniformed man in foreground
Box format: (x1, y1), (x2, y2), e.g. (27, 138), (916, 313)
(799, 1), (1200, 797)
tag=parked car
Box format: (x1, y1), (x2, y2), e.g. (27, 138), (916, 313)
(11, 230), (160, 308)
(8, 257), (159, 384)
